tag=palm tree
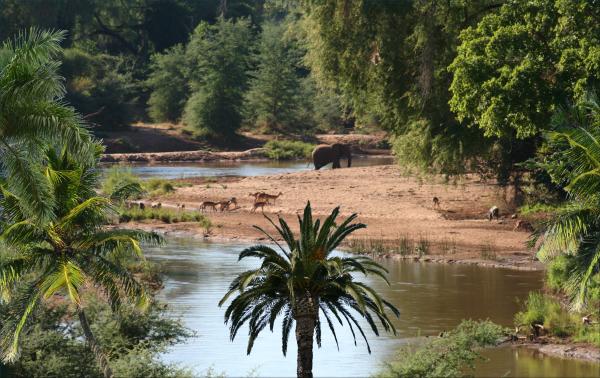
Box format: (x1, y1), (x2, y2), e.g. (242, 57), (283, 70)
(220, 202), (399, 378)
(0, 28), (93, 224)
(0, 147), (161, 378)
(536, 94), (600, 311)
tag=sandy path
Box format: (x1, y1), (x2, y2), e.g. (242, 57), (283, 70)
(133, 165), (539, 269)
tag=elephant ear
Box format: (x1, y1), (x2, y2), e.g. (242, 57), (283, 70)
(331, 143), (341, 154)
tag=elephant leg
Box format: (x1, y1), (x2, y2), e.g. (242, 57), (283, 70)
(332, 159), (341, 169)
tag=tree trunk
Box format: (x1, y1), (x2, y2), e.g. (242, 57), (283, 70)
(294, 294), (318, 378)
(78, 308), (113, 378)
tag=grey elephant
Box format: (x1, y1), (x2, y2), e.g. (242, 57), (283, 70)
(312, 143), (352, 170)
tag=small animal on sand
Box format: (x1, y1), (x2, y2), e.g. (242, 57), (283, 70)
(513, 219), (534, 232)
(177, 203), (185, 211)
(257, 191), (283, 204)
(488, 206), (500, 221)
(151, 202), (161, 209)
(199, 201), (218, 212)
(432, 197), (440, 208)
(251, 200), (269, 213)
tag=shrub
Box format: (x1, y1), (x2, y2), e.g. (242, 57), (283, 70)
(515, 292), (599, 346)
(143, 179), (176, 197)
(101, 166), (142, 197)
(118, 207), (209, 225)
(377, 320), (505, 378)
(264, 140), (314, 160)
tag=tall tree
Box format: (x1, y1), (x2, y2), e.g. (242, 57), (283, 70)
(220, 202), (399, 378)
(183, 17), (252, 139)
(449, 0), (600, 139)
(0, 147), (161, 377)
(146, 44), (189, 122)
(301, 0), (504, 175)
(0, 29), (92, 223)
(244, 21), (304, 133)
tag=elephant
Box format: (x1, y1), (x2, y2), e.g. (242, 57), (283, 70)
(312, 143), (352, 170)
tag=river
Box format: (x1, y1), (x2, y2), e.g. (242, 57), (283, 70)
(145, 238), (600, 377)
(101, 156), (394, 180)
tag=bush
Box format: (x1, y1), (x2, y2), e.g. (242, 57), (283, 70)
(264, 140), (314, 160)
(101, 166), (142, 197)
(143, 179), (176, 197)
(377, 320), (505, 378)
(515, 292), (599, 346)
(118, 207), (209, 225)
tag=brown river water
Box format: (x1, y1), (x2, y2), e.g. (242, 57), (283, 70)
(146, 238), (600, 377)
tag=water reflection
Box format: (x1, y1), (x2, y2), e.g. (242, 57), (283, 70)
(145, 238), (598, 377)
(101, 156), (394, 179)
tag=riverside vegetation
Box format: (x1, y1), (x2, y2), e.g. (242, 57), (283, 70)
(1, 0), (599, 377)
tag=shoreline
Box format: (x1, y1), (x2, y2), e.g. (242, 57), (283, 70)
(120, 221), (543, 271)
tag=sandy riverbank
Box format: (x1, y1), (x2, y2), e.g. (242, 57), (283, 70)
(124, 164), (543, 270)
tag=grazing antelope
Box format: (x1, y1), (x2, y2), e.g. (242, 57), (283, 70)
(248, 191), (265, 200)
(199, 201), (218, 212)
(151, 202), (162, 209)
(257, 191), (283, 204)
(432, 197), (440, 208)
(488, 206), (499, 221)
(251, 200), (269, 213)
(217, 197), (237, 212)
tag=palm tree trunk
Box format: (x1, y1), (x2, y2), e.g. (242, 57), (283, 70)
(294, 294), (318, 378)
(78, 308), (113, 378)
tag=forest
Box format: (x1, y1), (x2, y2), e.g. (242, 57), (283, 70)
(0, 0), (599, 377)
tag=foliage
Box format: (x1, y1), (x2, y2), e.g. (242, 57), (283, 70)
(220, 202), (399, 375)
(449, 0), (600, 139)
(0, 29), (93, 223)
(2, 293), (192, 378)
(183, 18), (252, 139)
(244, 21), (306, 133)
(377, 320), (505, 378)
(62, 47), (138, 130)
(0, 147), (161, 372)
(118, 207), (208, 225)
(301, 1), (504, 175)
(263, 140), (314, 160)
(534, 96), (600, 310)
(146, 44), (189, 122)
(515, 292), (599, 345)
(101, 166), (143, 198)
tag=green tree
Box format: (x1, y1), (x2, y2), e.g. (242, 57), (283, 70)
(0, 147), (161, 377)
(61, 48), (138, 130)
(245, 21), (304, 133)
(146, 44), (188, 122)
(449, 0), (600, 139)
(301, 0), (505, 175)
(535, 95), (600, 311)
(183, 17), (252, 139)
(220, 202), (399, 378)
(0, 29), (92, 223)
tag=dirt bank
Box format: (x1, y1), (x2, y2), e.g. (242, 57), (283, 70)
(124, 164), (542, 270)
(101, 147), (269, 163)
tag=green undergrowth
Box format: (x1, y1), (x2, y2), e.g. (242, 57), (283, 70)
(377, 320), (506, 378)
(515, 292), (599, 346)
(263, 140), (314, 160)
(119, 207), (209, 225)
